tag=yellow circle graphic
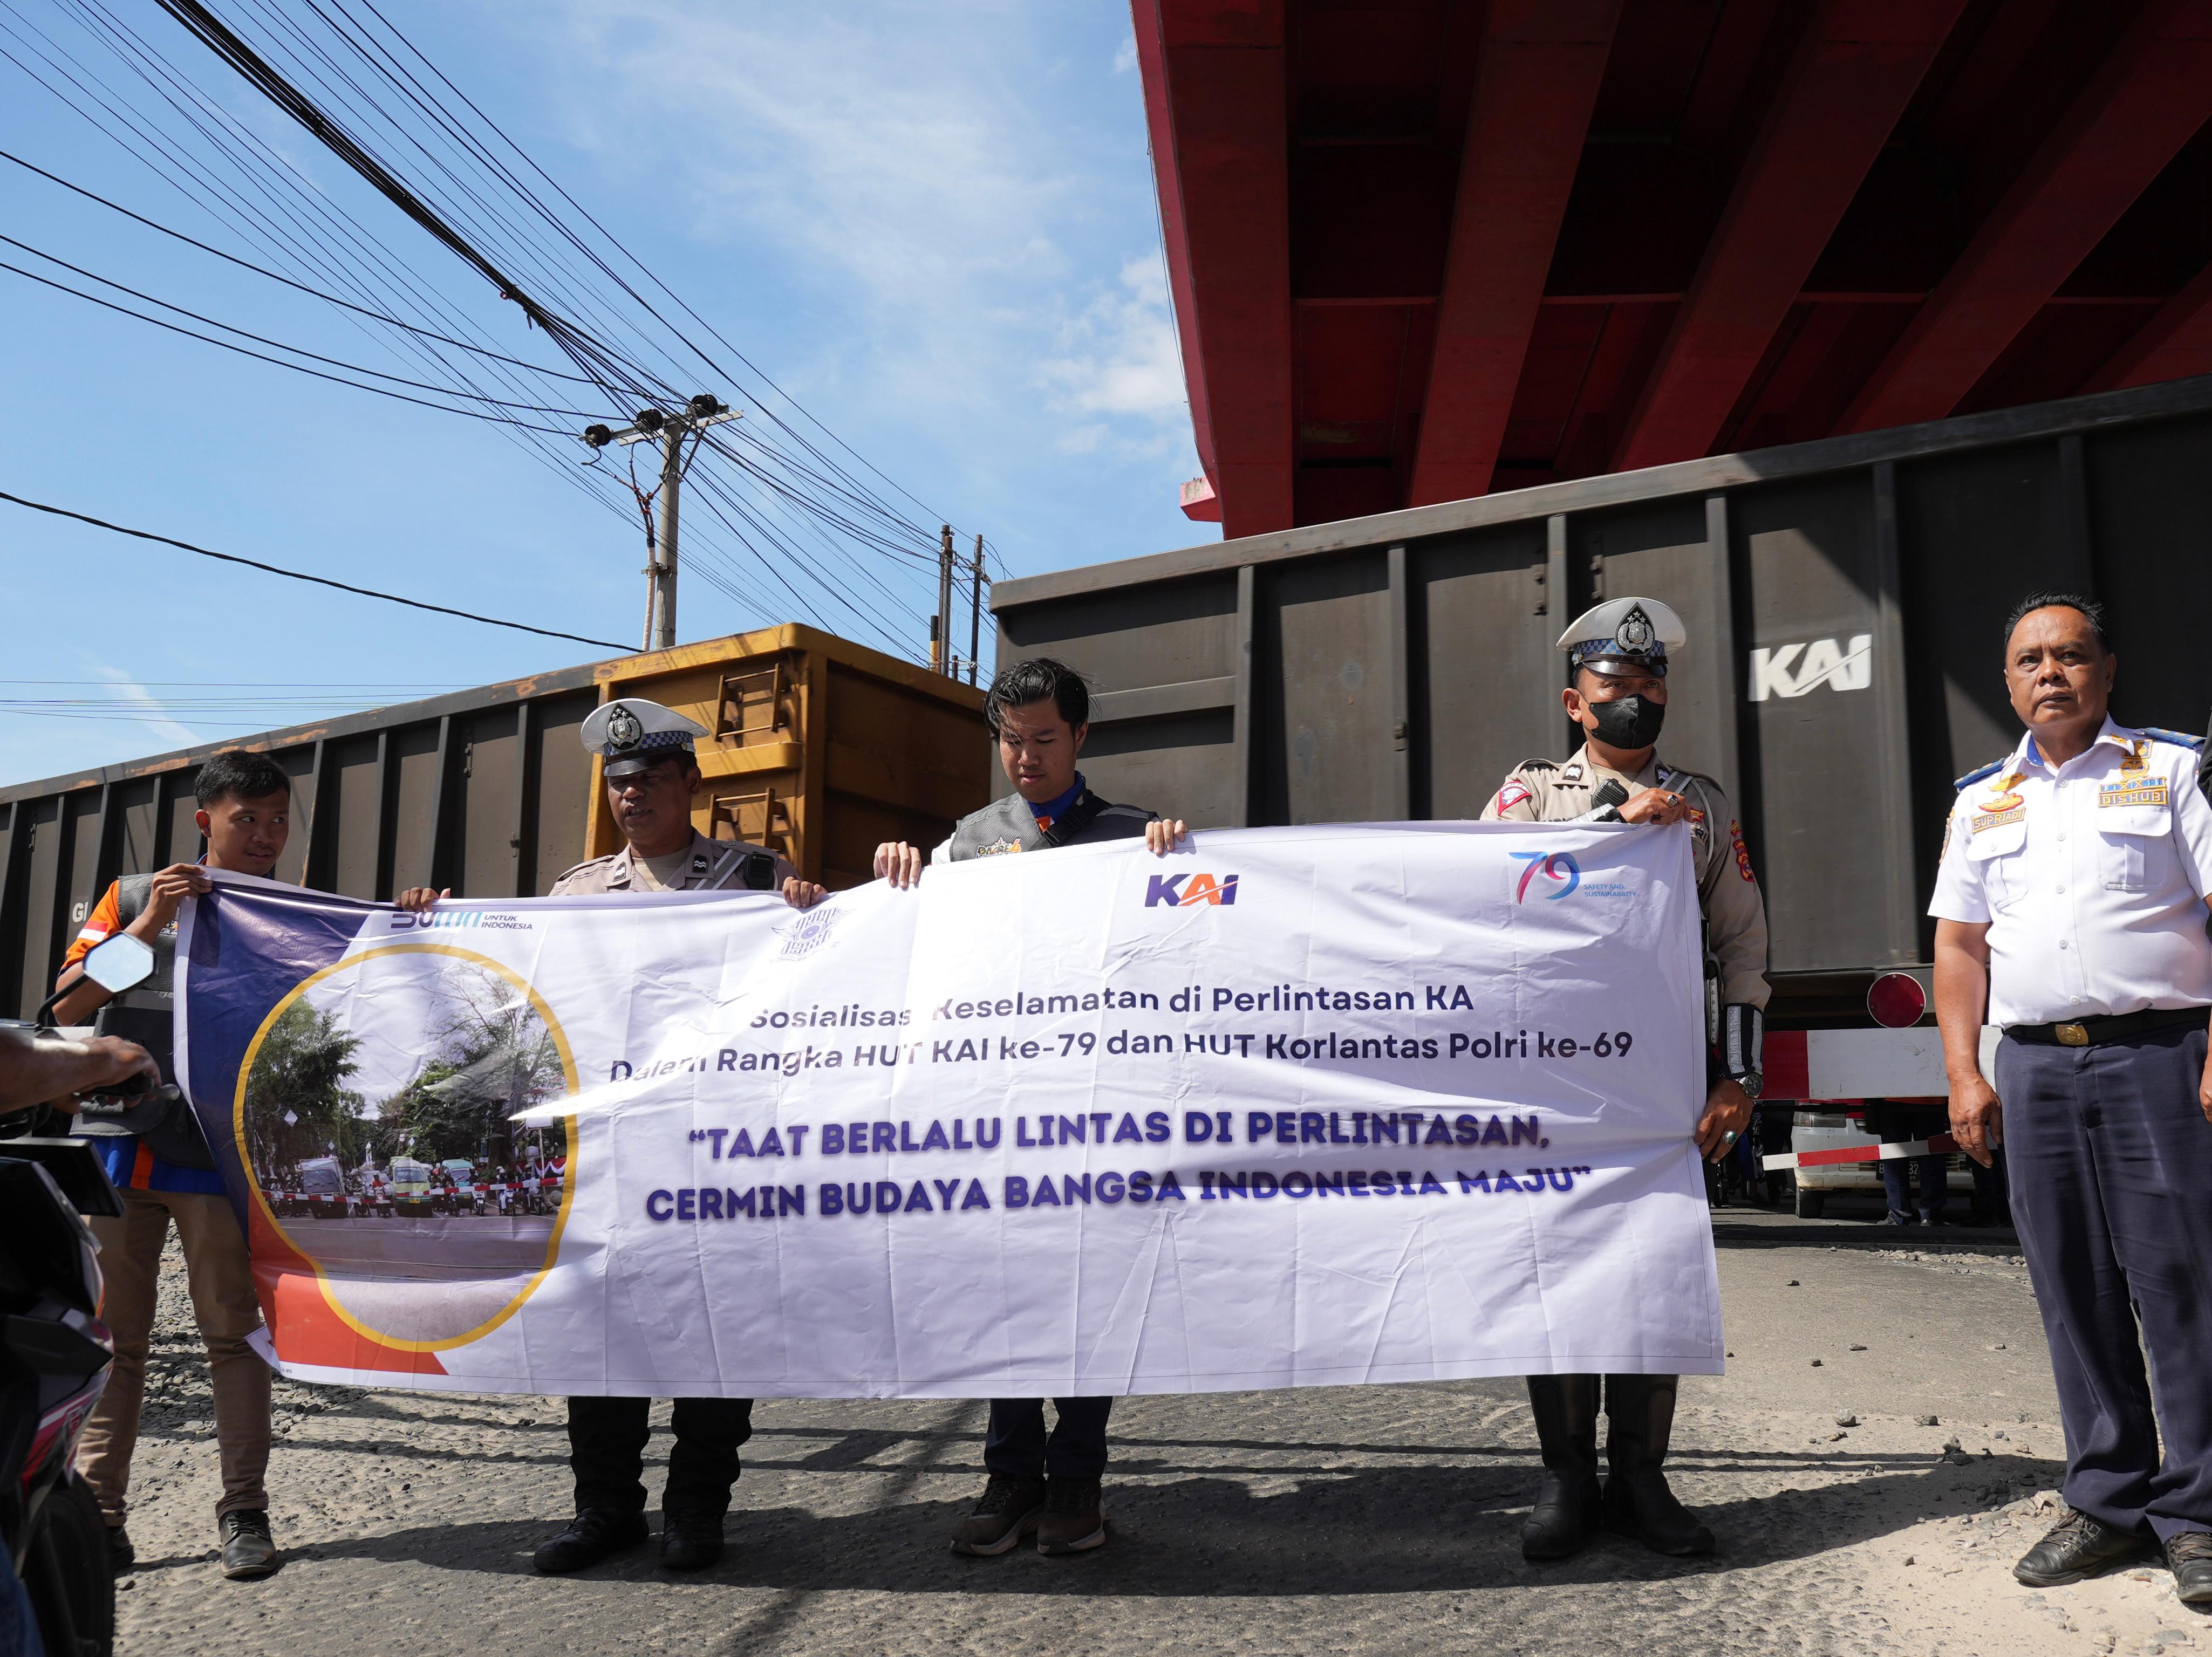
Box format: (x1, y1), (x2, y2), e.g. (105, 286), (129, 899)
(231, 942), (580, 1351)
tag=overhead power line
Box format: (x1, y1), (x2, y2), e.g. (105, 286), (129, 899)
(0, 490), (630, 651)
(0, 146), (600, 383)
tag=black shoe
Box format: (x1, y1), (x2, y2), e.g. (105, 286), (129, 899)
(2013, 1509), (2151, 1586)
(2169, 1531), (2212, 1606)
(1883, 1212), (1918, 1227)
(659, 1509), (724, 1572)
(1522, 1374), (1602, 1561)
(951, 1474), (1048, 1557)
(219, 1509), (278, 1580)
(106, 1522), (134, 1573)
(532, 1507), (649, 1574)
(1036, 1477), (1107, 1556)
(1600, 1375), (1715, 1557)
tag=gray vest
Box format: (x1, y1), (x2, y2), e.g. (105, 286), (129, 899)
(79, 872), (214, 1168)
(946, 787), (1156, 862)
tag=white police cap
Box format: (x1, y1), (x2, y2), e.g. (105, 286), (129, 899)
(581, 697), (708, 777)
(1556, 597), (1687, 673)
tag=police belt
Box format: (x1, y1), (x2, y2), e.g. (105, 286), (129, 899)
(2006, 1005), (2211, 1049)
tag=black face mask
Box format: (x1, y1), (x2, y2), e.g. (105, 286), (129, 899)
(1585, 693), (1665, 750)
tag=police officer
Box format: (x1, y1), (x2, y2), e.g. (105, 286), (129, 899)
(873, 657), (1184, 1558)
(1931, 593), (2212, 1606)
(1480, 596), (1769, 1562)
(518, 697), (823, 1576)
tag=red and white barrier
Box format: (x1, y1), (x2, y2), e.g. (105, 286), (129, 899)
(1761, 1133), (1959, 1172)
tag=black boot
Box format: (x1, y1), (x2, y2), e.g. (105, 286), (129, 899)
(532, 1507), (649, 1574)
(1600, 1374), (1713, 1556)
(1521, 1374), (1602, 1561)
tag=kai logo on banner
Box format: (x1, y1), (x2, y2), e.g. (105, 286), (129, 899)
(1749, 634), (1872, 701)
(1144, 872), (1240, 908)
(1511, 851), (1580, 903)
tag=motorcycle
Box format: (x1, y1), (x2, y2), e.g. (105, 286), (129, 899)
(2, 929), (168, 1657)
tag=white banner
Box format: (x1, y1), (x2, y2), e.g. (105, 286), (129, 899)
(177, 821), (1721, 1396)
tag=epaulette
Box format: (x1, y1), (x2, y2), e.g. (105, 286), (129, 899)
(1953, 758), (2006, 791)
(1516, 757), (1559, 772)
(2140, 727), (2207, 752)
(554, 854), (615, 883)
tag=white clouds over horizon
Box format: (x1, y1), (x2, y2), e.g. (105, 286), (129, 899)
(500, 0), (1199, 531)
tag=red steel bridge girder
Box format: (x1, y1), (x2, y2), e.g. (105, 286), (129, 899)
(1136, 0), (2212, 536)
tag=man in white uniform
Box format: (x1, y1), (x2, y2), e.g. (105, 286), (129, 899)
(1930, 593), (2212, 1606)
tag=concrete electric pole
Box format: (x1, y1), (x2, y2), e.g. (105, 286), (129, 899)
(933, 524), (954, 675)
(968, 532), (984, 687)
(582, 395), (739, 653)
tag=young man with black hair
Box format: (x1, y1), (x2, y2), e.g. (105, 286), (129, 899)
(52, 748), (297, 1580)
(873, 656), (1186, 1557)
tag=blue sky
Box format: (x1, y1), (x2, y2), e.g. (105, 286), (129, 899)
(0, 0), (1204, 784)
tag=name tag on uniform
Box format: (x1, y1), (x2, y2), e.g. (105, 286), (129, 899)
(1971, 805), (2024, 832)
(2099, 780), (2168, 809)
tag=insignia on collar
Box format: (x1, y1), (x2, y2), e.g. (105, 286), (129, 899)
(2122, 740), (2149, 774)
(692, 854), (709, 871)
(978, 839), (1023, 857)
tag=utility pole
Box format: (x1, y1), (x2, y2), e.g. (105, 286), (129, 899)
(968, 532), (984, 687)
(934, 524), (955, 675)
(651, 420), (683, 653)
(581, 395), (739, 653)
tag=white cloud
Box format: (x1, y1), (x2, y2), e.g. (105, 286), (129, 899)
(1113, 35), (1138, 73)
(1036, 255), (1186, 433)
(525, 2), (1076, 410)
(92, 664), (197, 748)
(485, 0), (1205, 565)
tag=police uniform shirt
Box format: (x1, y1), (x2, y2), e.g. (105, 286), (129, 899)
(1929, 718), (2212, 1025)
(1480, 745), (1770, 1010)
(550, 830), (797, 896)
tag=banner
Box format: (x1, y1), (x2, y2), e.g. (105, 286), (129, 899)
(175, 822), (1722, 1397)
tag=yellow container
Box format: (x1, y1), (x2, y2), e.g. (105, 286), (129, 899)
(584, 624), (989, 888)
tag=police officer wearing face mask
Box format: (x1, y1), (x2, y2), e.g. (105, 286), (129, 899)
(1479, 596), (1770, 1563)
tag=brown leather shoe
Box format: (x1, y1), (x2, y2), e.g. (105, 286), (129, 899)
(1036, 1477), (1106, 1555)
(951, 1475), (1046, 1557)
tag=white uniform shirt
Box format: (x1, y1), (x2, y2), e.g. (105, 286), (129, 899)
(1928, 718), (2212, 1024)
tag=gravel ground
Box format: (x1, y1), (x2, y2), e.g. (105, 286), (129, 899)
(103, 1214), (2211, 1657)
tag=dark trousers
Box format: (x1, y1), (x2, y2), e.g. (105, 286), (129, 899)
(1999, 1025), (2212, 1540)
(1872, 1105), (1949, 1222)
(983, 1397), (1112, 1482)
(566, 1395), (753, 1516)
